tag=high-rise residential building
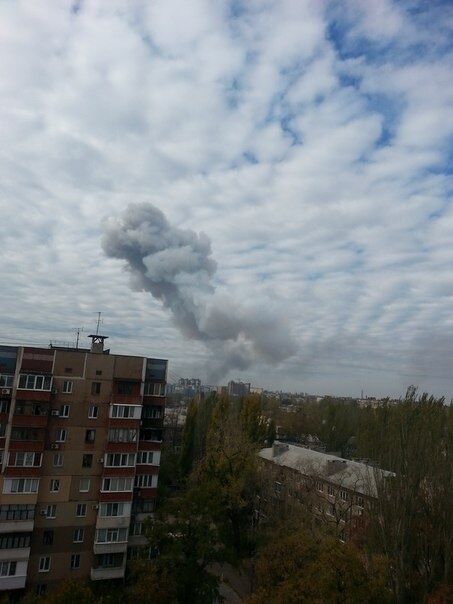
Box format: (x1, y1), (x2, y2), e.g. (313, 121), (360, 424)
(227, 381), (251, 398)
(0, 336), (167, 597)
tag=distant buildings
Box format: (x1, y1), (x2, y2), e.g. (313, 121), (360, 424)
(0, 337), (167, 596)
(257, 442), (392, 541)
(227, 381), (251, 398)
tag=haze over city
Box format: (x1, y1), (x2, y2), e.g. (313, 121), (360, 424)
(1, 0), (452, 397)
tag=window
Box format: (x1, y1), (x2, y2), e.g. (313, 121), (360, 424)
(56, 429), (67, 443)
(0, 400), (10, 413)
(356, 495), (364, 507)
(101, 477), (133, 492)
(340, 490), (349, 501)
(111, 404), (138, 418)
(0, 504), (35, 521)
(134, 474), (156, 489)
(0, 423), (5, 438)
(95, 528), (128, 544)
(79, 477), (90, 493)
(0, 561), (17, 577)
(53, 453), (64, 467)
(88, 404), (98, 419)
(136, 451), (154, 465)
(3, 478), (39, 494)
(328, 485), (335, 496)
(91, 382), (101, 395)
(95, 552), (124, 569)
(8, 451), (41, 467)
(96, 370), (102, 375)
(104, 453), (136, 467)
(50, 479), (60, 493)
(65, 367), (72, 373)
(316, 481), (323, 492)
(36, 585), (47, 596)
(99, 502), (126, 517)
(76, 503), (86, 517)
(11, 427), (38, 441)
(18, 374), (52, 391)
(39, 556), (51, 573)
(132, 499), (155, 514)
(117, 381), (133, 395)
(0, 533), (31, 549)
(85, 429), (95, 443)
(70, 553), (80, 570)
(130, 522), (143, 536)
(144, 382), (165, 396)
(60, 404), (70, 418)
(82, 454), (93, 468)
(0, 374), (13, 388)
(62, 381), (73, 394)
(73, 528), (84, 543)
(139, 428), (162, 442)
(327, 504), (335, 516)
(108, 428), (137, 443)
(142, 406), (162, 419)
(42, 530), (54, 546)
(44, 504), (56, 519)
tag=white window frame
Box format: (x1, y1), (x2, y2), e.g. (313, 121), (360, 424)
(60, 404), (70, 418)
(56, 429), (67, 443)
(101, 477), (133, 493)
(73, 528), (84, 543)
(111, 404), (140, 419)
(144, 382), (165, 396)
(104, 453), (136, 467)
(88, 404), (98, 419)
(134, 474), (156, 489)
(8, 451), (41, 467)
(0, 374), (13, 388)
(50, 479), (60, 493)
(79, 477), (90, 493)
(44, 504), (56, 519)
(76, 503), (86, 518)
(53, 453), (64, 467)
(62, 380), (73, 394)
(99, 502), (127, 517)
(3, 478), (39, 494)
(95, 527), (128, 544)
(39, 556), (51, 573)
(18, 374), (52, 391)
(340, 490), (349, 501)
(136, 451), (155, 465)
(70, 553), (80, 570)
(0, 561), (17, 577)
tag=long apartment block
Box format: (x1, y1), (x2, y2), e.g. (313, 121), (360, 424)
(0, 335), (167, 596)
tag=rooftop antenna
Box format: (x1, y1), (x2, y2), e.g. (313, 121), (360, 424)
(74, 327), (84, 349)
(95, 312), (102, 335)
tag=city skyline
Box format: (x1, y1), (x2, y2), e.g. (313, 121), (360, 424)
(1, 1), (453, 398)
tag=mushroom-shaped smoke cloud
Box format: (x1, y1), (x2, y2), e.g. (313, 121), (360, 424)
(102, 203), (297, 382)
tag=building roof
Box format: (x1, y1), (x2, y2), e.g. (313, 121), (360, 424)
(258, 442), (393, 497)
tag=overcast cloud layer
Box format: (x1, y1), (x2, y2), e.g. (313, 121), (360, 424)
(1, 0), (452, 397)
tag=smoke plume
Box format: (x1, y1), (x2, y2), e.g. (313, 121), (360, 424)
(102, 203), (296, 382)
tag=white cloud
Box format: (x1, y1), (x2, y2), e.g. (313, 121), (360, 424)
(0, 0), (452, 397)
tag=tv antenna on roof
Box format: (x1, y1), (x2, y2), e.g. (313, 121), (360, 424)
(95, 312), (102, 335)
(74, 327), (84, 349)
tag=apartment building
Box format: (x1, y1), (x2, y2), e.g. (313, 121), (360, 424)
(0, 335), (167, 597)
(257, 442), (392, 541)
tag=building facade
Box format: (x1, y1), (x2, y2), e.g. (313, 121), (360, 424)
(0, 336), (167, 596)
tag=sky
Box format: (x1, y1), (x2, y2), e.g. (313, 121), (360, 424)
(1, 0), (452, 398)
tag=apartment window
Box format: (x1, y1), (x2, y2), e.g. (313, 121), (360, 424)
(132, 499), (155, 514)
(356, 495), (364, 507)
(111, 404), (138, 419)
(0, 423), (5, 438)
(340, 490), (349, 501)
(39, 556), (51, 573)
(0, 561), (17, 577)
(64, 367), (72, 373)
(108, 428), (137, 443)
(117, 381), (133, 395)
(0, 374), (13, 388)
(18, 374), (52, 391)
(0, 533), (31, 549)
(62, 381), (73, 394)
(36, 585), (47, 596)
(44, 504), (56, 519)
(101, 477), (133, 492)
(56, 429), (67, 443)
(8, 451), (41, 467)
(136, 451), (154, 465)
(11, 427), (38, 441)
(85, 429), (96, 443)
(144, 382), (165, 396)
(95, 528), (128, 544)
(95, 370), (102, 375)
(95, 552), (124, 569)
(3, 478), (39, 494)
(316, 481), (323, 492)
(327, 504), (335, 516)
(134, 474), (155, 489)
(0, 400), (10, 413)
(104, 453), (135, 467)
(42, 530), (54, 546)
(79, 477), (90, 493)
(99, 502), (125, 517)
(50, 479), (60, 493)
(53, 453), (63, 467)
(60, 404), (70, 418)
(88, 404), (98, 419)
(142, 406), (162, 419)
(76, 503), (86, 517)
(328, 485), (335, 496)
(82, 454), (93, 468)
(0, 504), (35, 521)
(70, 553), (80, 570)
(73, 528), (84, 543)
(91, 382), (101, 395)
(139, 428), (162, 442)
(130, 522), (143, 536)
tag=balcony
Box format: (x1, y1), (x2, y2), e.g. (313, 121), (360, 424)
(0, 574), (27, 590)
(0, 547), (31, 562)
(91, 565), (126, 581)
(93, 541), (128, 555)
(0, 520), (34, 533)
(96, 516), (131, 530)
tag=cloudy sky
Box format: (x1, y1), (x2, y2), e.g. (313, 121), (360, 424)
(1, 0), (452, 397)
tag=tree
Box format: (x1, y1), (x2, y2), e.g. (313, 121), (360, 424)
(249, 529), (390, 604)
(126, 558), (176, 603)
